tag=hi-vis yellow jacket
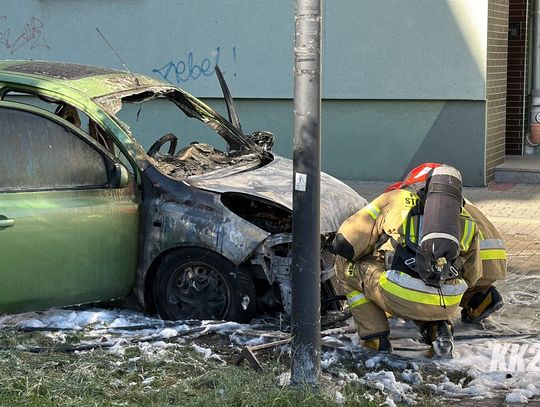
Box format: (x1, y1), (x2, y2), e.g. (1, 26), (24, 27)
(335, 189), (482, 288)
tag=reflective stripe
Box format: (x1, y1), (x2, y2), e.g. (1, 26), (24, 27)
(480, 239), (505, 250)
(402, 213), (418, 243)
(480, 238), (506, 260)
(432, 165), (462, 181)
(346, 290), (371, 308)
(380, 271), (466, 306)
(421, 232), (459, 246)
(385, 270), (468, 296)
(460, 219), (475, 251)
(363, 203), (381, 220)
(481, 249), (507, 261)
(401, 214), (418, 243)
(402, 216), (408, 240)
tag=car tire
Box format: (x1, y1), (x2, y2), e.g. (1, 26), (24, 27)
(153, 248), (256, 322)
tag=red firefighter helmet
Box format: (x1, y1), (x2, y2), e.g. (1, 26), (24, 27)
(385, 162), (442, 192)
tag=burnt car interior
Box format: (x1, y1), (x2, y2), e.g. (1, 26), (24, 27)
(112, 89), (269, 179)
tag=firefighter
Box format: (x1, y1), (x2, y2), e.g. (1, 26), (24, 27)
(332, 165), (481, 357)
(386, 163), (506, 323)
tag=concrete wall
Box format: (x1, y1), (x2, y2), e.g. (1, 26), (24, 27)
(199, 99), (486, 186)
(0, 0), (491, 185)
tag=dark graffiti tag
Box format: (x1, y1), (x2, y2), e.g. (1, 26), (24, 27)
(0, 16), (50, 55)
(153, 46), (237, 84)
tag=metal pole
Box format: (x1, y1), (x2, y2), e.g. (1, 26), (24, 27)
(529, 0), (540, 146)
(290, 0), (322, 387)
(532, 0), (540, 91)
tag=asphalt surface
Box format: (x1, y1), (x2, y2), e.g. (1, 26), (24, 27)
(344, 180), (540, 406)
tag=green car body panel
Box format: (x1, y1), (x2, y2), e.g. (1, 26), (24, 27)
(0, 189), (139, 313)
(0, 99), (140, 314)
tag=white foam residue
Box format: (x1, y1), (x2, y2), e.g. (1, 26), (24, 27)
(335, 390), (344, 404)
(2, 304), (538, 404)
(278, 371), (291, 386)
(382, 396), (397, 407)
(229, 333), (266, 347)
(108, 317), (134, 328)
(192, 343), (213, 358)
(137, 341), (175, 362)
(337, 371), (360, 382)
(362, 371), (416, 404)
(109, 339), (128, 357)
(401, 369), (423, 385)
(436, 376), (492, 398)
(507, 291), (538, 305)
(365, 355), (384, 369)
(321, 350), (339, 369)
(506, 384), (539, 403)
(20, 319), (46, 328)
(158, 327), (178, 339)
(241, 296), (250, 310)
(3, 308), (160, 331)
(363, 393), (374, 401)
(321, 327), (347, 336)
(191, 343), (225, 363)
(202, 321), (244, 334)
(322, 336), (345, 348)
(434, 336), (540, 399)
(141, 376), (155, 386)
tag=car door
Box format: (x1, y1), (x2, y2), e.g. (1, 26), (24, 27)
(0, 102), (140, 314)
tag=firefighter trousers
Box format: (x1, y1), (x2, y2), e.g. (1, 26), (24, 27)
(335, 254), (463, 339)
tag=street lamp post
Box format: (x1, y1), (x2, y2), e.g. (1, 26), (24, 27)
(290, 0), (322, 388)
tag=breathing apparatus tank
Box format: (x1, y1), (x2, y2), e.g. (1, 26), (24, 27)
(417, 165), (463, 287)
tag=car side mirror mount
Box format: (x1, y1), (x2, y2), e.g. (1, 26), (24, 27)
(112, 163), (130, 188)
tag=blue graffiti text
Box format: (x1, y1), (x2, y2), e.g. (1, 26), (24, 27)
(153, 47), (237, 83)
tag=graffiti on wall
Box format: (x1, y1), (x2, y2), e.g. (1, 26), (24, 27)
(0, 16), (50, 55)
(153, 46), (237, 83)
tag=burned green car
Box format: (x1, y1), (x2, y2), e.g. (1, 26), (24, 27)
(0, 60), (365, 322)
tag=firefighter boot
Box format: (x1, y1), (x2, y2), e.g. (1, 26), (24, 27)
(362, 334), (393, 353)
(461, 286), (504, 323)
(420, 321), (454, 358)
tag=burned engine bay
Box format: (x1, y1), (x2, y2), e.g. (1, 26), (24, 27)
(104, 87), (270, 179)
(153, 142), (262, 178)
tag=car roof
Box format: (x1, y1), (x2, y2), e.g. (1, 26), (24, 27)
(0, 60), (171, 99)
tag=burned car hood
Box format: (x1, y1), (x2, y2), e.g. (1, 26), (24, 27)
(187, 156), (366, 232)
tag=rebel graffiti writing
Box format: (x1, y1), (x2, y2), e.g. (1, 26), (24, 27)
(153, 46), (237, 84)
(0, 16), (50, 55)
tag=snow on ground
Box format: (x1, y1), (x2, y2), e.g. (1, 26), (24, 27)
(0, 307), (538, 404)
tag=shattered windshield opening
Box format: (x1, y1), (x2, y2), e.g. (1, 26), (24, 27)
(112, 90), (263, 179)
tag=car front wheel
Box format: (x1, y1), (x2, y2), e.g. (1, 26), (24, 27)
(153, 248), (256, 322)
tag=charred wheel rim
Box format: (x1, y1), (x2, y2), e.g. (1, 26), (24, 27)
(166, 261), (231, 320)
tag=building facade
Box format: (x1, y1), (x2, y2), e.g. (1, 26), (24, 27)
(1, 0), (535, 186)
